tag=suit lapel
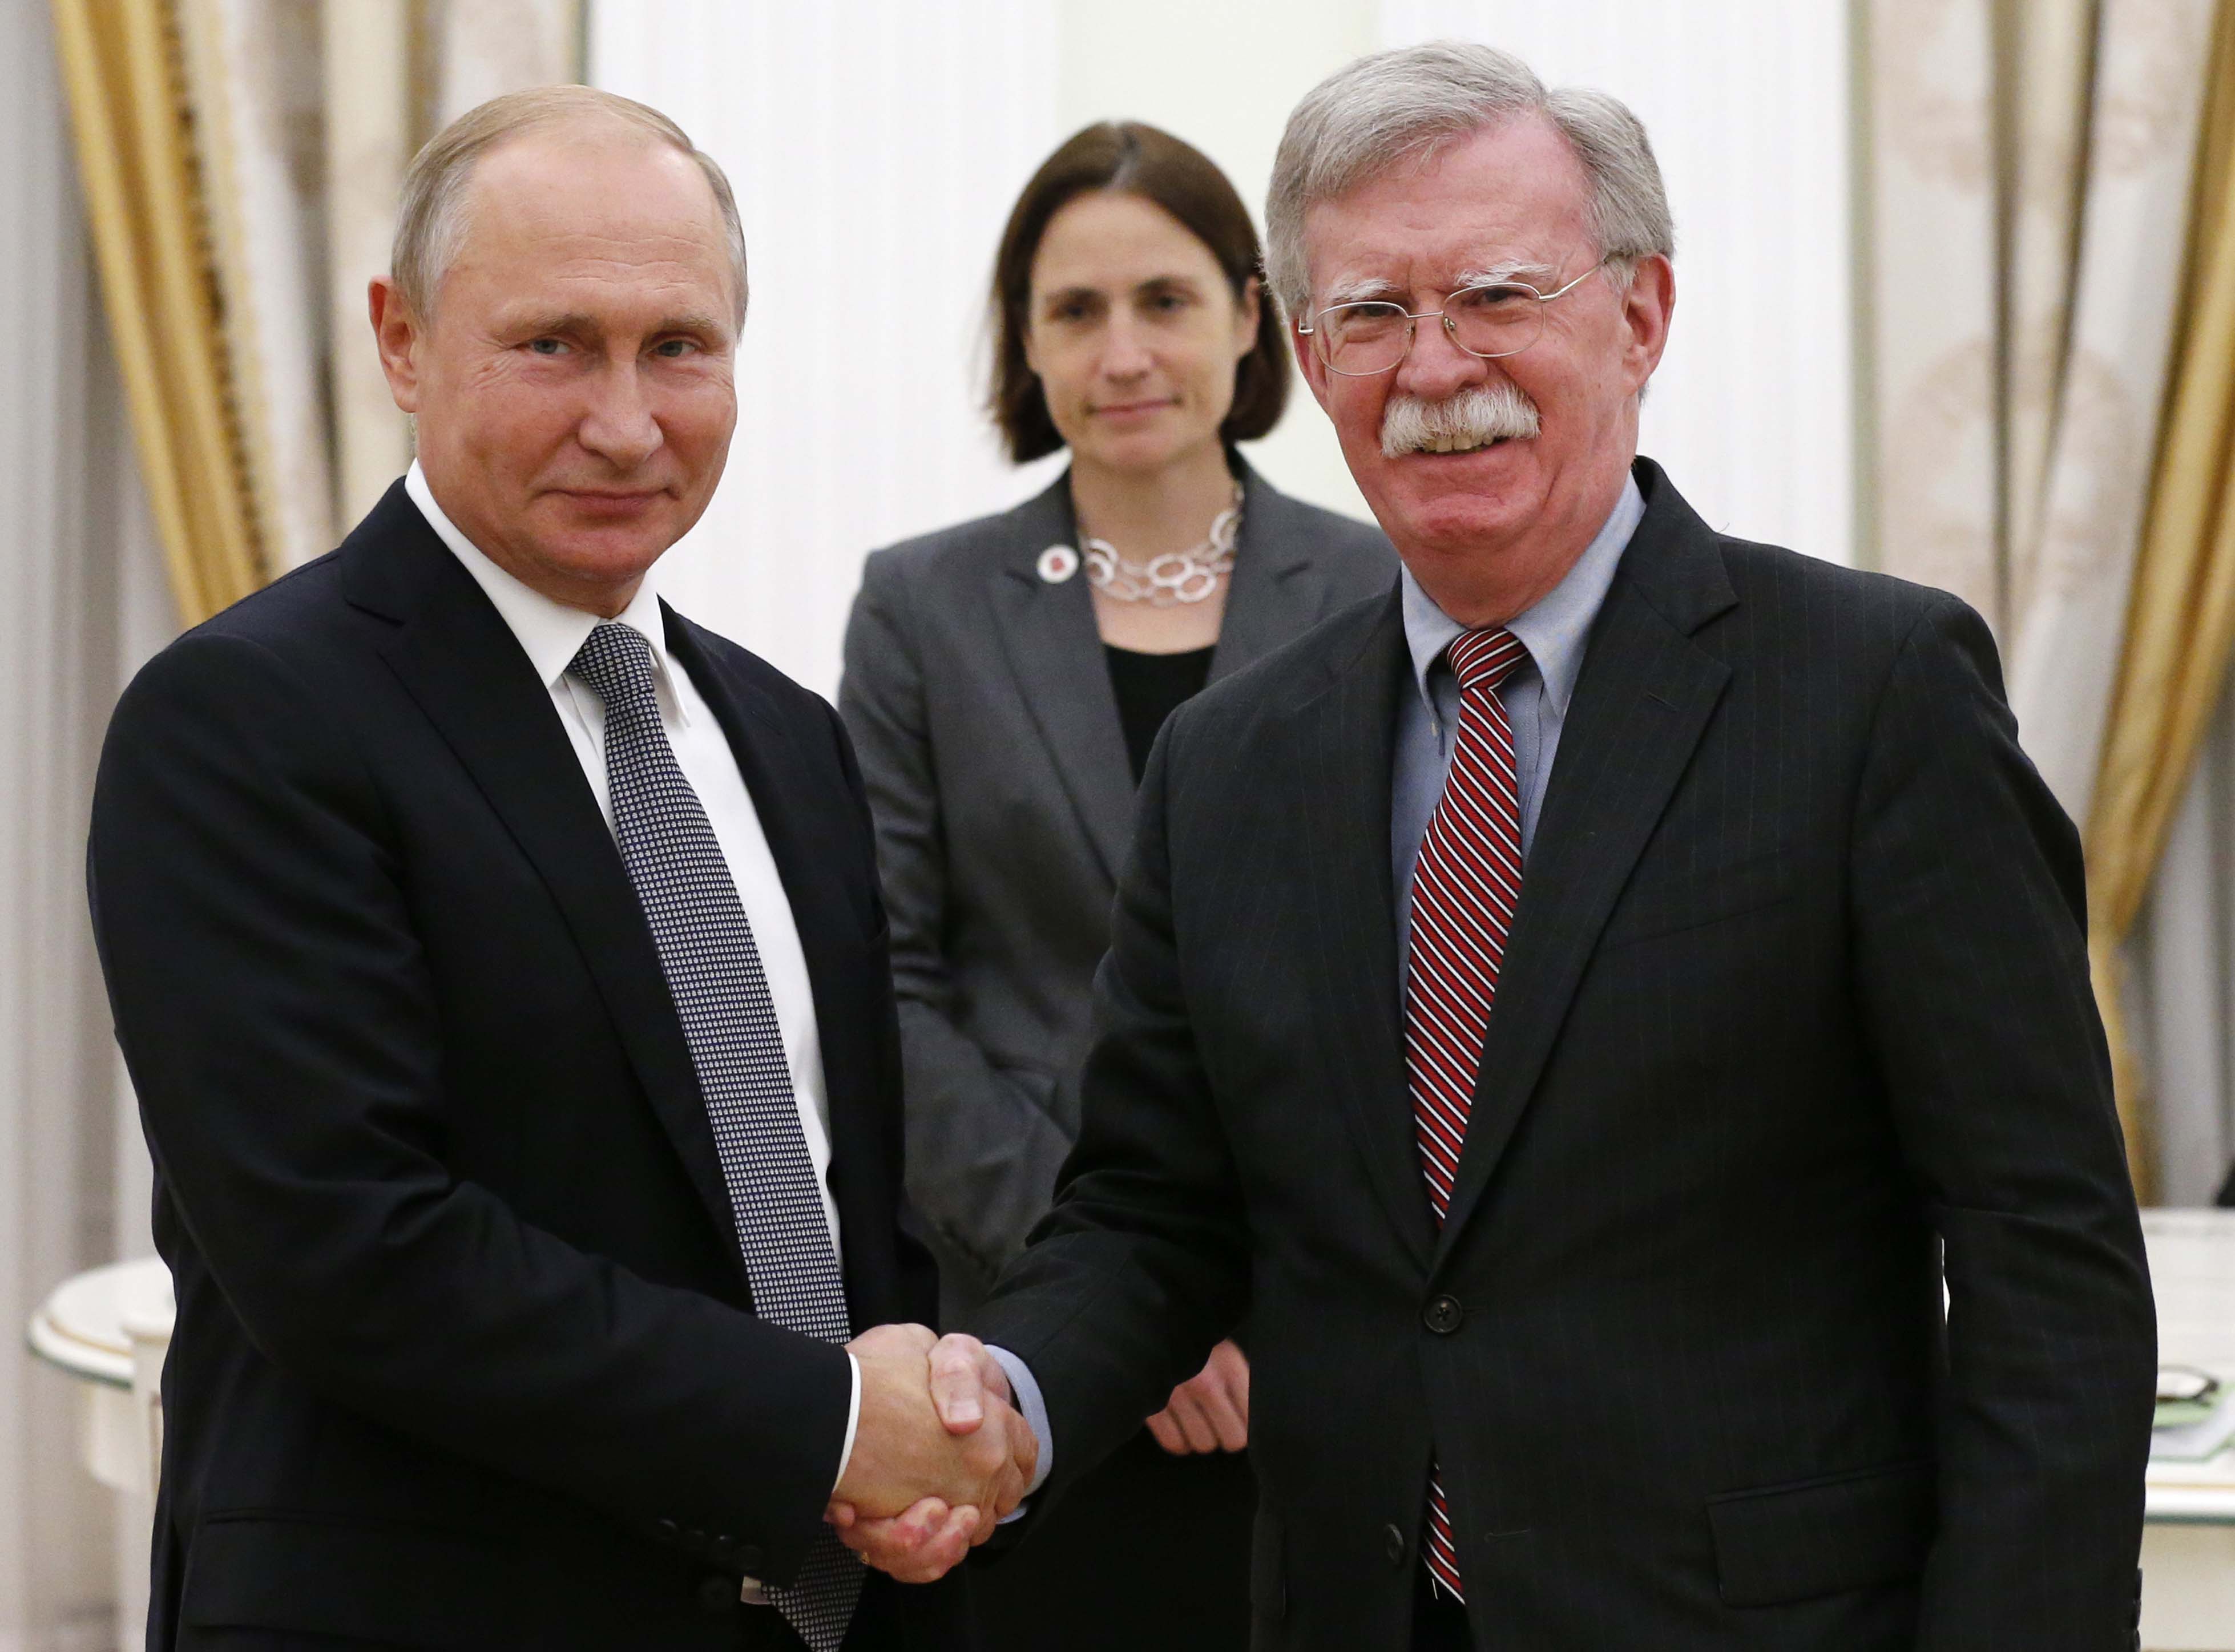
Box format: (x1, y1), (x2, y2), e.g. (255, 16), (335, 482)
(343, 503), (745, 1271)
(1433, 467), (1738, 1260)
(986, 476), (1136, 883)
(1207, 461), (1332, 683)
(1289, 593), (1438, 1271)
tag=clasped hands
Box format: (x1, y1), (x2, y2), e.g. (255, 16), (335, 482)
(826, 1328), (1253, 1584)
(825, 1324), (1031, 1582)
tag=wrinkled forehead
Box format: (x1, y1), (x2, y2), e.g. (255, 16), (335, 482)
(1301, 116), (1596, 306)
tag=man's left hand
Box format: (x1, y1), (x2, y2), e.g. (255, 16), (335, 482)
(1145, 1339), (1249, 1455)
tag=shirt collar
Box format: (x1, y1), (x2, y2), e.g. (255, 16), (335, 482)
(405, 461), (685, 719)
(1400, 470), (1645, 716)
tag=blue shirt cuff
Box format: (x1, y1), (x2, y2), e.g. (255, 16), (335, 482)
(987, 1346), (1054, 1516)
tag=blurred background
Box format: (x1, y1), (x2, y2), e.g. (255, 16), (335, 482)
(5, 0), (2234, 1644)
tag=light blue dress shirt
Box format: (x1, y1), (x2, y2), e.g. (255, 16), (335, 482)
(992, 473), (1647, 1501)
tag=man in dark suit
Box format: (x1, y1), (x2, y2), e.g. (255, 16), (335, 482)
(88, 87), (1028, 1651)
(853, 42), (2158, 1651)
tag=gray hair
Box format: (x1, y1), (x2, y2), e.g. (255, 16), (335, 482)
(392, 84), (748, 323)
(1265, 41), (1673, 318)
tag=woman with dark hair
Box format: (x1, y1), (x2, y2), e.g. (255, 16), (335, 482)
(839, 122), (1392, 1646)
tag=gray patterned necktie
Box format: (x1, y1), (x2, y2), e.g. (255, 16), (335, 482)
(569, 621), (863, 1651)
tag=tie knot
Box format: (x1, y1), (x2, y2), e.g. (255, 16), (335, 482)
(1446, 627), (1527, 694)
(568, 621), (659, 716)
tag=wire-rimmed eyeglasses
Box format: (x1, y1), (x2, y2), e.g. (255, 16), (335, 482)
(1298, 260), (1609, 377)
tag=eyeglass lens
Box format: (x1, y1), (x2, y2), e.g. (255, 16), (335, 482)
(1314, 284), (1546, 374)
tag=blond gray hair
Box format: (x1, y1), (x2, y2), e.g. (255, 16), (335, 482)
(1266, 41), (1673, 318)
(392, 84), (747, 321)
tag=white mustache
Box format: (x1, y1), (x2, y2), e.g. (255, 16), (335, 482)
(1379, 383), (1541, 458)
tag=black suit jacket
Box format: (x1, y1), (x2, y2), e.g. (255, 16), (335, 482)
(88, 483), (968, 1651)
(970, 462), (2156, 1650)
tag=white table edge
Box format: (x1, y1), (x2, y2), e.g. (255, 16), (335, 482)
(24, 1314), (133, 1390)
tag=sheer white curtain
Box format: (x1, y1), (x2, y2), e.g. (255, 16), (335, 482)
(1856, 0), (2222, 1198)
(2136, 689), (2235, 1206)
(592, 1), (1409, 700)
(1045, 0), (1377, 524)
(1, 1), (177, 1644)
(590, 2), (1065, 698)
(1379, 0), (1859, 566)
(591, 1), (1857, 698)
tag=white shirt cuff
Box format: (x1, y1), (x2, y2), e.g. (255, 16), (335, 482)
(987, 1345), (1054, 1520)
(833, 1349), (862, 1493)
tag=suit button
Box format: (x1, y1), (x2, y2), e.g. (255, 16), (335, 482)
(735, 1543), (765, 1574)
(1423, 1294), (1464, 1335)
(697, 1574), (736, 1614)
(654, 1518), (679, 1545)
(1384, 1522), (1407, 1565)
(711, 1533), (735, 1558)
(684, 1528), (707, 1555)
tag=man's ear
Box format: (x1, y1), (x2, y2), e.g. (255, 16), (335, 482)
(369, 276), (425, 414)
(1292, 320), (1334, 415)
(1620, 254), (1675, 394)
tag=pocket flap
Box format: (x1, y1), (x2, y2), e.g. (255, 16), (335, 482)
(1706, 1460), (1933, 1607)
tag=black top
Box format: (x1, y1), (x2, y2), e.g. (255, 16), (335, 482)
(1106, 643), (1215, 783)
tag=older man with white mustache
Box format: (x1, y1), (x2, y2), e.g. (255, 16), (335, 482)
(867, 40), (2154, 1652)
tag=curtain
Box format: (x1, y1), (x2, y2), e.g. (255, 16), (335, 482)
(322, 0), (417, 529)
(2134, 697), (2235, 1204)
(50, 0), (587, 611)
(5, 1), (181, 1642)
(326, 0), (582, 528)
(2085, 0), (2235, 1197)
(180, 0), (334, 571)
(1863, 0), (2222, 1193)
(49, 0), (268, 623)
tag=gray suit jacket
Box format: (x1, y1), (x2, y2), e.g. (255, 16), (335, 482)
(839, 462), (1395, 1313)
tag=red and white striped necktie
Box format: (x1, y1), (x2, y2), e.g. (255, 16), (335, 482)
(1405, 625), (1530, 1603)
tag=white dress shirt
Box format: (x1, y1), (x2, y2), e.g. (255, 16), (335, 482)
(405, 463), (860, 1492)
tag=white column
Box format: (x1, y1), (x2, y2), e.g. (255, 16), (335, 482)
(1380, 0), (1857, 564)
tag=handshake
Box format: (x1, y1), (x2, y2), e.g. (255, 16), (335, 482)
(825, 1323), (1033, 1583)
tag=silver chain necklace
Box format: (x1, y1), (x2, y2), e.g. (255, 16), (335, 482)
(1081, 486), (1243, 606)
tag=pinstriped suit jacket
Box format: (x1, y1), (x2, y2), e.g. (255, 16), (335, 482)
(972, 460), (2156, 1651)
